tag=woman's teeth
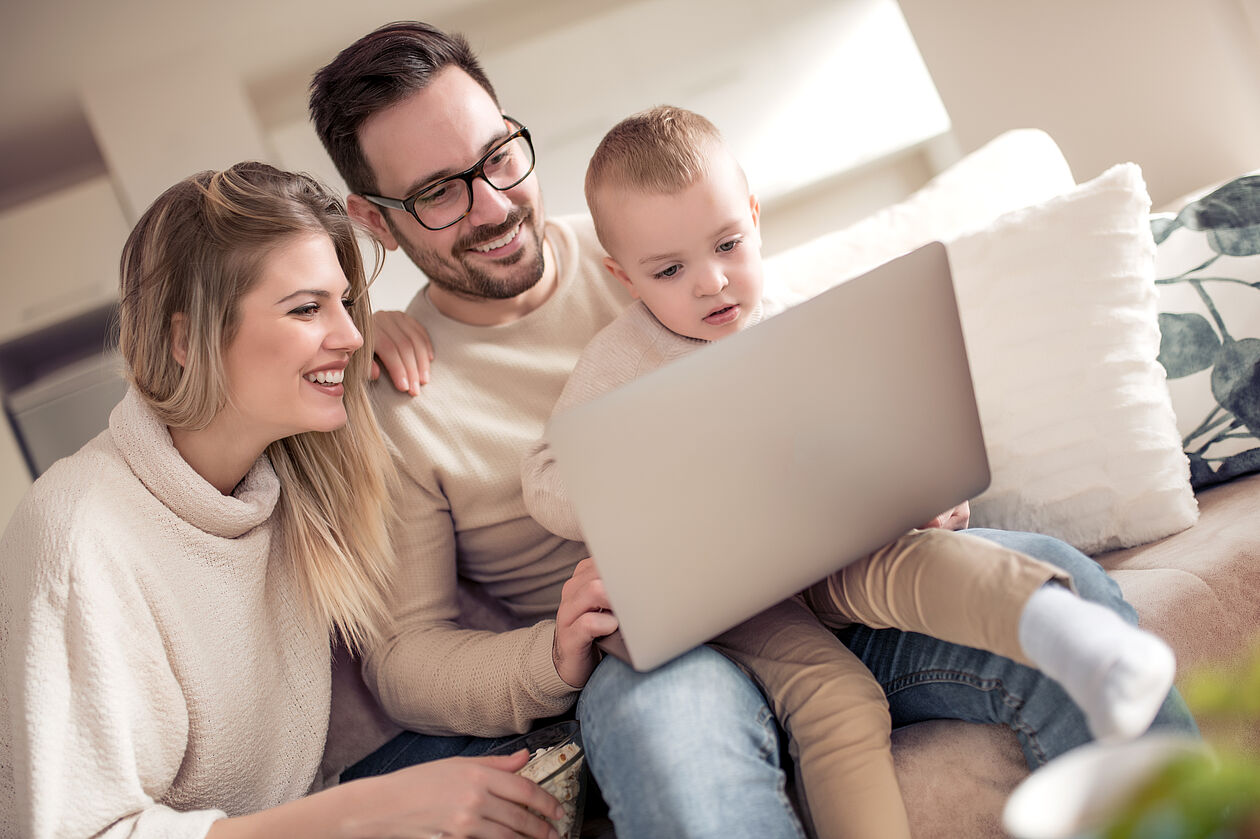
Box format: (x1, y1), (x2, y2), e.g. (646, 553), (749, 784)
(473, 224), (519, 253)
(305, 369), (345, 385)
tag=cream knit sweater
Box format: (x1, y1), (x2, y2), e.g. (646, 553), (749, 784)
(521, 297), (778, 541)
(0, 388), (329, 839)
(366, 214), (632, 736)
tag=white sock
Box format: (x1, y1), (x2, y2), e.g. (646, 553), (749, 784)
(1018, 583), (1176, 741)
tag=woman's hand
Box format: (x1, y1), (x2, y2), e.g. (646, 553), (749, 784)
(553, 557), (618, 688)
(921, 500), (970, 531)
(207, 750), (563, 839)
(370, 309), (435, 395)
(339, 751), (564, 839)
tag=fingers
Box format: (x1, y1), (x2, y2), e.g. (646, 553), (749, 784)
(920, 511), (948, 530)
(371, 310), (436, 395)
(476, 749), (531, 773)
(556, 559), (615, 633)
(462, 755), (565, 839)
(485, 773), (565, 837)
(953, 500), (972, 530)
(553, 559), (618, 686)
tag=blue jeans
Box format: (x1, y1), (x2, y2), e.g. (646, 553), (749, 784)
(345, 530), (1198, 838)
(836, 529), (1197, 768)
(339, 729), (520, 782)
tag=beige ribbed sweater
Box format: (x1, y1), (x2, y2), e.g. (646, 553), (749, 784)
(366, 214), (633, 735)
(0, 388), (329, 839)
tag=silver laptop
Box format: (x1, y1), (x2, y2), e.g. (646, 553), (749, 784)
(544, 241), (989, 671)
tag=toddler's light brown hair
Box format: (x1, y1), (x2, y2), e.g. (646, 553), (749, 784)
(584, 105), (737, 249)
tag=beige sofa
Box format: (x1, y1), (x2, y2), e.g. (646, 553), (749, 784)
(893, 471), (1260, 838)
(324, 130), (1260, 837)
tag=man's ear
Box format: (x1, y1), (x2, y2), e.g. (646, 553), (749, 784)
(170, 312), (189, 368)
(347, 194), (400, 251)
(603, 256), (640, 299)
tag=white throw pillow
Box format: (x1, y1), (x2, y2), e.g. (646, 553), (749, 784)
(952, 163), (1198, 553)
(768, 128), (1076, 300)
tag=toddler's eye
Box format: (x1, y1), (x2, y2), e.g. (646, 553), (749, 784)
(717, 237), (742, 253)
(654, 264), (682, 280)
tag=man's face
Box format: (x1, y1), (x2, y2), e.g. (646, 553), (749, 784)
(354, 67), (546, 301)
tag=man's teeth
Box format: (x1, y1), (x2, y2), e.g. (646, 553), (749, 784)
(473, 224), (519, 253)
(305, 369), (345, 385)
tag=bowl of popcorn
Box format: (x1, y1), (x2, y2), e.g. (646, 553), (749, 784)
(491, 720), (587, 838)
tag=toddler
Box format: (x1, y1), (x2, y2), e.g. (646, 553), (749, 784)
(522, 106), (1177, 839)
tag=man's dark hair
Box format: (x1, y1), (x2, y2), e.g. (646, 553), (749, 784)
(309, 21), (499, 196)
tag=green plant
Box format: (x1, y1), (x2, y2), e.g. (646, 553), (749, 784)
(1153, 175), (1260, 487)
(1102, 642), (1260, 839)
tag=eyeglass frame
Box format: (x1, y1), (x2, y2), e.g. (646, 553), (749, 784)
(359, 116), (535, 231)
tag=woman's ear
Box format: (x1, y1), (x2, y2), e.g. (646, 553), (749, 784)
(170, 312), (189, 368)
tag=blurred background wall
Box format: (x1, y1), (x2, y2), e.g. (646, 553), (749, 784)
(0, 0), (1257, 526)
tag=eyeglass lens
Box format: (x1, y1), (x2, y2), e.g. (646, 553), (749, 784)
(414, 134), (534, 229)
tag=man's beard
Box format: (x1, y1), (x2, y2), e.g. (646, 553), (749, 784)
(390, 207), (546, 301)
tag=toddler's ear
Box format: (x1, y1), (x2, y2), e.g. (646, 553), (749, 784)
(749, 193), (761, 228)
(603, 256), (640, 299)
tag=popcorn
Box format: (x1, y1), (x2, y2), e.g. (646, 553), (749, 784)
(517, 741), (585, 837)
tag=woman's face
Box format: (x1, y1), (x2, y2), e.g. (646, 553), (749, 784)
(220, 232), (364, 445)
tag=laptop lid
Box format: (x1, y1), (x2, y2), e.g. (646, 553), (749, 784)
(545, 241), (989, 671)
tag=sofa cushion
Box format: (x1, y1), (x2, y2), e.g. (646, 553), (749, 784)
(768, 128), (1076, 296)
(949, 163), (1197, 554)
(892, 471), (1260, 839)
(773, 159), (1198, 555)
(1151, 174), (1260, 489)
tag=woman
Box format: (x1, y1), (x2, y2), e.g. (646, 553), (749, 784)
(0, 162), (563, 839)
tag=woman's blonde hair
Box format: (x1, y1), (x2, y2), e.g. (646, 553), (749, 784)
(118, 161), (395, 653)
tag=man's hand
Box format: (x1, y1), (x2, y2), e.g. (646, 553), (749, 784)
(921, 500), (970, 531)
(552, 557), (618, 688)
(369, 309), (435, 395)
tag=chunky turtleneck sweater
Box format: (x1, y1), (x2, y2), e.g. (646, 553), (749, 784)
(0, 387), (329, 839)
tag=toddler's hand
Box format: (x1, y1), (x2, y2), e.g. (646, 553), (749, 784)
(370, 309), (434, 395)
(921, 500), (970, 530)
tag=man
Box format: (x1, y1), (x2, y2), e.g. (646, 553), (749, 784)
(309, 21), (1195, 838)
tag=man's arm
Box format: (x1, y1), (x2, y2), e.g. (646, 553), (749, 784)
(362, 465), (578, 736)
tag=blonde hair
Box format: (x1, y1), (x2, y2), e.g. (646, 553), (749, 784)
(584, 105), (731, 248)
(118, 161), (395, 653)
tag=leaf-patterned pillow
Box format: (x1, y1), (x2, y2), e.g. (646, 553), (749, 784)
(1153, 174), (1260, 489)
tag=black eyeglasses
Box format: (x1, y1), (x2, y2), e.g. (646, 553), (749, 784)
(361, 117), (535, 231)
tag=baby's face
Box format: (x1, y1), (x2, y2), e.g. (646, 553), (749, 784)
(600, 155), (764, 342)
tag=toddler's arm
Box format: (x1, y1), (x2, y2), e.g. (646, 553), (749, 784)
(521, 304), (666, 540)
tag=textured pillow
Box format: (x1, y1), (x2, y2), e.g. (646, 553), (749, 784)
(1150, 174), (1260, 489)
(768, 128), (1076, 299)
(950, 163), (1198, 553)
